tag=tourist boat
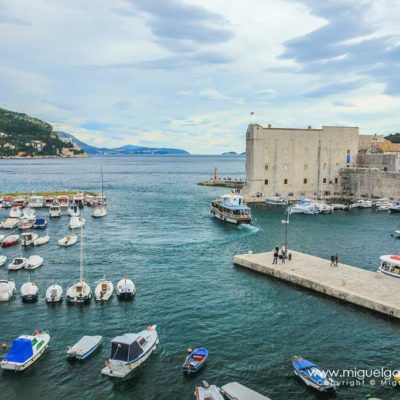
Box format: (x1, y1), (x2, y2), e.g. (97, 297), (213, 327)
(33, 235), (50, 246)
(72, 193), (85, 208)
(9, 206), (22, 218)
(58, 234), (78, 247)
(265, 196), (288, 206)
(20, 279), (39, 303)
(182, 347), (208, 374)
(67, 335), (102, 360)
(28, 196), (44, 208)
(389, 201), (400, 213)
(101, 325), (159, 379)
(13, 198), (28, 207)
(68, 204), (80, 217)
(85, 195), (96, 207)
(21, 232), (38, 246)
(2, 234), (20, 247)
(0, 255), (7, 266)
(25, 255), (44, 270)
(289, 199), (319, 215)
(195, 381), (224, 400)
(92, 167), (107, 218)
(378, 255), (400, 278)
(292, 356), (337, 392)
(49, 205), (62, 218)
(211, 193), (251, 225)
(2, 197), (14, 208)
(66, 227), (92, 304)
(94, 278), (114, 301)
(116, 276), (136, 300)
(45, 283), (63, 303)
(44, 196), (55, 207)
(21, 207), (36, 220)
(8, 256), (28, 271)
(57, 195), (70, 208)
(0, 330), (50, 371)
(1, 218), (19, 229)
(69, 216), (86, 229)
(33, 218), (47, 229)
(315, 202), (334, 214)
(377, 203), (391, 211)
(350, 199), (373, 209)
(0, 280), (16, 301)
(220, 382), (272, 400)
(18, 218), (34, 230)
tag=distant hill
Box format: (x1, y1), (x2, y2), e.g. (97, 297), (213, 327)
(57, 131), (190, 155)
(222, 151), (238, 155)
(0, 107), (85, 157)
(386, 133), (400, 143)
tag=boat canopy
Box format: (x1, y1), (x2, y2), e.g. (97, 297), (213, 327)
(293, 358), (316, 370)
(4, 338), (32, 363)
(380, 255), (400, 267)
(111, 338), (143, 362)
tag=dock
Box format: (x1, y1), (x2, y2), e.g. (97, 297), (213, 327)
(233, 250), (400, 319)
(198, 178), (244, 189)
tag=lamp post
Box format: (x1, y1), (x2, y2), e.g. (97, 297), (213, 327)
(281, 209), (290, 252)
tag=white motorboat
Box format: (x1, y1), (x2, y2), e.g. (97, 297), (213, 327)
(8, 256), (29, 271)
(57, 195), (70, 209)
(265, 196), (288, 206)
(1, 218), (19, 229)
(66, 226), (91, 304)
(18, 218), (34, 230)
(378, 255), (400, 278)
(69, 216), (85, 229)
(315, 202), (334, 214)
(95, 278), (114, 301)
(67, 335), (102, 360)
(28, 196), (44, 208)
(0, 234), (4, 243)
(0, 280), (16, 301)
(58, 234), (78, 247)
(44, 196), (55, 207)
(389, 201), (400, 213)
(331, 203), (349, 210)
(0, 255), (7, 266)
(289, 199), (319, 215)
(9, 206), (22, 218)
(220, 382), (272, 400)
(45, 284), (63, 303)
(33, 235), (50, 246)
(72, 193), (85, 208)
(92, 205), (107, 218)
(21, 207), (36, 220)
(116, 276), (136, 300)
(350, 199), (373, 209)
(0, 330), (50, 371)
(21, 232), (38, 246)
(2, 234), (20, 247)
(20, 279), (39, 303)
(211, 193), (251, 225)
(49, 205), (62, 218)
(195, 381), (225, 400)
(68, 205), (80, 217)
(101, 325), (158, 378)
(375, 198), (391, 207)
(377, 203), (391, 211)
(25, 255), (44, 270)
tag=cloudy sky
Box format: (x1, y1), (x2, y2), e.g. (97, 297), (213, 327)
(1, 0), (400, 154)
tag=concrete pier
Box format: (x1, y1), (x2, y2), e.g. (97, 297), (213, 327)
(234, 250), (400, 319)
(198, 178), (244, 189)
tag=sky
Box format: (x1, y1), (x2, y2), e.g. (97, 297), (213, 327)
(1, 0), (400, 154)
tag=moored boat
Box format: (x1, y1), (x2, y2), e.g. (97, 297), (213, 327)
(68, 205), (80, 217)
(72, 193), (85, 208)
(182, 347), (208, 374)
(94, 278), (114, 301)
(33, 218), (48, 229)
(9, 206), (22, 218)
(116, 276), (136, 300)
(220, 382), (272, 400)
(2, 197), (14, 208)
(0, 255), (7, 266)
(33, 235), (50, 246)
(0, 280), (16, 301)
(44, 196), (55, 207)
(289, 199), (319, 215)
(211, 193), (251, 225)
(265, 196), (288, 206)
(49, 205), (62, 218)
(92, 166), (107, 218)
(25, 255), (44, 270)
(195, 381), (224, 400)
(1, 218), (19, 229)
(20, 279), (39, 303)
(57, 195), (70, 209)
(2, 234), (20, 247)
(21, 232), (38, 246)
(21, 207), (36, 221)
(378, 255), (400, 278)
(67, 335), (102, 360)
(58, 234), (78, 247)
(18, 218), (34, 230)
(101, 325), (158, 378)
(69, 216), (85, 229)
(45, 283), (63, 303)
(389, 201), (400, 213)
(8, 256), (28, 271)
(28, 196), (44, 208)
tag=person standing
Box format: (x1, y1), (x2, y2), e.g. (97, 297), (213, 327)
(281, 247), (286, 264)
(273, 247), (279, 264)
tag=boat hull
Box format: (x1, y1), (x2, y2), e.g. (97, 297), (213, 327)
(211, 210), (251, 225)
(67, 295), (91, 305)
(21, 294), (39, 303)
(116, 291), (135, 301)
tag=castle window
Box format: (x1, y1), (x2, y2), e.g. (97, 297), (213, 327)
(304, 164), (308, 170)
(264, 179), (268, 185)
(284, 179), (288, 184)
(323, 178), (327, 184)
(303, 178), (307, 184)
(323, 163), (327, 170)
(265, 164), (269, 170)
(335, 178), (338, 184)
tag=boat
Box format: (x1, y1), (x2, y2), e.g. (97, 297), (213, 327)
(21, 207), (36, 220)
(28, 196), (44, 208)
(58, 234), (78, 247)
(0, 280), (16, 301)
(92, 166), (107, 218)
(33, 218), (48, 229)
(69, 216), (85, 229)
(378, 255), (400, 278)
(377, 203), (391, 211)
(33, 235), (50, 246)
(13, 198), (28, 207)
(211, 193), (251, 224)
(66, 226), (91, 304)
(49, 205), (62, 218)
(9, 206), (22, 218)
(8, 256), (29, 271)
(2, 197), (14, 208)
(331, 203), (349, 211)
(45, 283), (63, 303)
(67, 205), (80, 217)
(350, 199), (373, 209)
(220, 382), (272, 400)
(195, 381), (225, 400)
(25, 255), (44, 270)
(289, 199), (319, 215)
(292, 356), (337, 392)
(101, 325), (159, 378)
(116, 276), (136, 300)
(2, 234), (20, 247)
(67, 335), (102, 360)
(57, 195), (70, 208)
(315, 202), (334, 214)
(44, 196), (55, 207)
(0, 330), (50, 371)
(0, 255), (7, 266)
(265, 196), (288, 206)
(1, 218), (19, 229)
(21, 232), (38, 246)
(20, 279), (39, 303)
(389, 201), (400, 213)
(85, 195), (96, 207)
(72, 193), (85, 208)
(18, 218), (34, 230)
(182, 347), (208, 374)
(94, 278), (114, 301)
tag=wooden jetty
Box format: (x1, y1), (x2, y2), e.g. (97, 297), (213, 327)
(234, 250), (400, 319)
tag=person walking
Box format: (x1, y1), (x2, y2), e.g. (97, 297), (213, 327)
(281, 247), (286, 264)
(273, 247), (279, 264)
(330, 255), (335, 267)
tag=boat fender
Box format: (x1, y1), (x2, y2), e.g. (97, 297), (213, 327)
(1, 343), (7, 350)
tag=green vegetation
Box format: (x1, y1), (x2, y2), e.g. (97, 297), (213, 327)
(386, 133), (400, 143)
(0, 190), (98, 197)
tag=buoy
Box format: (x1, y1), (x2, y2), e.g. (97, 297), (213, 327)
(1, 343), (8, 350)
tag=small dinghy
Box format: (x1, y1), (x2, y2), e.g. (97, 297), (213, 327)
(0, 255), (7, 266)
(18, 218), (34, 230)
(25, 255), (44, 270)
(69, 216), (85, 229)
(8, 256), (29, 271)
(220, 382), (272, 400)
(292, 356), (337, 392)
(1, 218), (19, 229)
(33, 218), (47, 229)
(58, 234), (78, 247)
(195, 381), (224, 400)
(101, 325), (158, 379)
(20, 279), (39, 303)
(116, 276), (136, 300)
(183, 348), (208, 374)
(0, 280), (16, 301)
(94, 278), (114, 301)
(0, 330), (50, 371)
(45, 284), (63, 303)
(21, 232), (38, 246)
(33, 235), (50, 246)
(2, 234), (20, 247)
(49, 205), (61, 218)
(67, 335), (102, 360)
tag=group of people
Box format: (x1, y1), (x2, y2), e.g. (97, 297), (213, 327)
(272, 246), (288, 264)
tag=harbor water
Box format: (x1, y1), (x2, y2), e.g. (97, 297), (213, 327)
(1, 156), (400, 400)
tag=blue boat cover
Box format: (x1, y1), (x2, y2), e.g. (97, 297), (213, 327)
(293, 359), (316, 370)
(35, 219), (45, 224)
(4, 338), (33, 363)
(192, 348), (208, 357)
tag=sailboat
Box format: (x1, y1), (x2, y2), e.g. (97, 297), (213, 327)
(94, 277), (114, 301)
(92, 166), (107, 218)
(66, 226), (92, 304)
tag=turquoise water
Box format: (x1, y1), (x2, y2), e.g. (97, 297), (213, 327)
(0, 156), (400, 400)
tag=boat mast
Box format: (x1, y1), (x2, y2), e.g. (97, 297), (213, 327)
(100, 165), (104, 203)
(80, 224), (84, 283)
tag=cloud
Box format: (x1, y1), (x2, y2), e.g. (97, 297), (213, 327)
(199, 89), (230, 100)
(0, 10), (31, 26)
(304, 79), (367, 97)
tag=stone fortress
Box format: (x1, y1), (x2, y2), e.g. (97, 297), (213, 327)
(241, 123), (400, 202)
